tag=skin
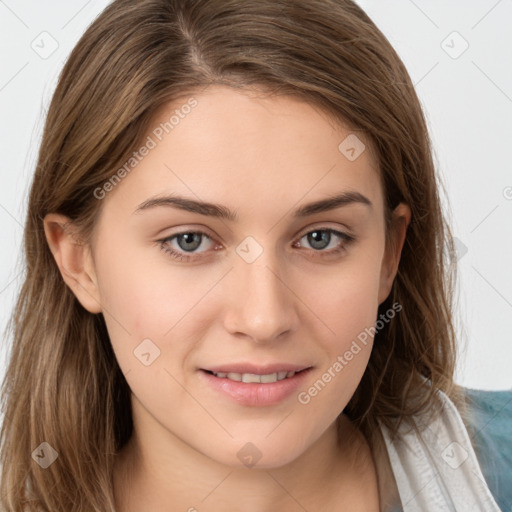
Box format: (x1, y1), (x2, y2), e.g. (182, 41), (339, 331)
(44, 85), (410, 511)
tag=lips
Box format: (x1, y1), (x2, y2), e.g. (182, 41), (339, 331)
(199, 364), (313, 406)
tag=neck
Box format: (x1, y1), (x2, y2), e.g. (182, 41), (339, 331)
(113, 408), (380, 512)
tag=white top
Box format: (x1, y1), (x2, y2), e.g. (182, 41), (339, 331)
(380, 389), (502, 511)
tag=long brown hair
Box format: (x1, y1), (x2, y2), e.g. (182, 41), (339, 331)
(0, 0), (463, 509)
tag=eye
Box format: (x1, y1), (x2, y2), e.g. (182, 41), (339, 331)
(293, 228), (355, 257)
(157, 227), (355, 263)
(158, 231), (218, 262)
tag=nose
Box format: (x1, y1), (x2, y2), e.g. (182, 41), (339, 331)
(222, 248), (299, 344)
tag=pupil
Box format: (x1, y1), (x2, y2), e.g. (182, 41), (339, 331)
(178, 233), (201, 251)
(308, 230), (330, 250)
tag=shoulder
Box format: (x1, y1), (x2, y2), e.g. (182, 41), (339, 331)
(459, 386), (512, 511)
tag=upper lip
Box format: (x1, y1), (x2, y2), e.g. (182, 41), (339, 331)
(201, 363), (312, 375)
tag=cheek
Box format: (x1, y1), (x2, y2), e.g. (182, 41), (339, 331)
(94, 241), (218, 372)
(291, 252), (382, 405)
(295, 282), (378, 426)
(295, 251), (383, 345)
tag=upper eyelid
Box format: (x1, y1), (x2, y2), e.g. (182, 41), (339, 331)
(295, 225), (349, 239)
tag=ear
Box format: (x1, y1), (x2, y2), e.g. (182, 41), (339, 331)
(378, 203), (411, 305)
(43, 213), (102, 314)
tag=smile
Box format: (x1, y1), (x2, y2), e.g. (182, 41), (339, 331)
(199, 367), (313, 406)
(208, 370), (298, 383)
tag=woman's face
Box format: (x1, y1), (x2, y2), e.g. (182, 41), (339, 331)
(71, 85), (408, 468)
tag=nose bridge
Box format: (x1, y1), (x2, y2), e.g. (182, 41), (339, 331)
(224, 240), (297, 342)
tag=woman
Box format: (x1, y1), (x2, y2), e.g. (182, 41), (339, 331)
(1, 0), (510, 510)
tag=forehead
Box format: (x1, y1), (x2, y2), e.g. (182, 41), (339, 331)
(102, 85), (383, 221)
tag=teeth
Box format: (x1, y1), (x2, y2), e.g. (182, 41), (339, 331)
(260, 373), (278, 383)
(242, 373), (264, 383)
(214, 371), (298, 383)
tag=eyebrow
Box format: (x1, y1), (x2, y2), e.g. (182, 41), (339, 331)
(133, 191), (372, 221)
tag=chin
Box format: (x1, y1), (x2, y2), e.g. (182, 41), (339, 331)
(203, 436), (311, 471)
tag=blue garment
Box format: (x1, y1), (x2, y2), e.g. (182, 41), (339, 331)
(384, 387), (512, 512)
(462, 387), (512, 512)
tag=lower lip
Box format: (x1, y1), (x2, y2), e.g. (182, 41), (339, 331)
(199, 369), (312, 407)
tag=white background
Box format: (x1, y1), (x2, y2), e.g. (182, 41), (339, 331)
(0, 1), (511, 390)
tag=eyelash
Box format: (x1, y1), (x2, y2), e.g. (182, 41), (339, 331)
(157, 227), (356, 262)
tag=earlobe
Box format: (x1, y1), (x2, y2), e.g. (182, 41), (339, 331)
(43, 213), (102, 314)
(377, 203), (411, 305)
